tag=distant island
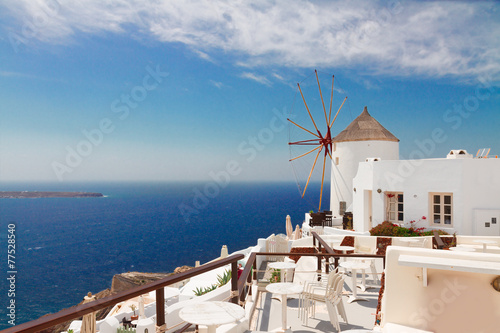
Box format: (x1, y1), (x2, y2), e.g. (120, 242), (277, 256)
(0, 191), (104, 199)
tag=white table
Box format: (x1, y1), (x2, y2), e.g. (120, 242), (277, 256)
(339, 261), (371, 303)
(450, 246), (475, 252)
(333, 245), (355, 265)
(333, 245), (355, 253)
(266, 282), (304, 332)
(179, 301), (245, 333)
(268, 262), (297, 282)
(473, 239), (497, 252)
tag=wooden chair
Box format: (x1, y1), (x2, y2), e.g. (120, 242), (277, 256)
(433, 230), (445, 249)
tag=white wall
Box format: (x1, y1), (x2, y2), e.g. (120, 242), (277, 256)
(353, 158), (500, 235)
(382, 247), (500, 332)
(330, 140), (399, 217)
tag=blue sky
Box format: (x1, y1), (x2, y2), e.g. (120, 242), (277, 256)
(0, 0), (499, 183)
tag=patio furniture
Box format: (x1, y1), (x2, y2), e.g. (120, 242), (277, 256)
(266, 234), (288, 262)
(178, 301), (245, 333)
(300, 270), (347, 325)
(268, 261), (296, 283)
(339, 260), (371, 303)
(325, 275), (348, 332)
(354, 236), (380, 284)
(473, 239), (497, 252)
(265, 282), (304, 332)
(432, 230), (445, 249)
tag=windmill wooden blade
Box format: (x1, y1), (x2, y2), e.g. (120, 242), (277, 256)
(298, 83), (321, 135)
(318, 152), (328, 212)
(315, 70), (328, 127)
(330, 96), (347, 128)
(328, 75), (334, 124)
(302, 145), (323, 198)
(288, 118), (320, 138)
(287, 71), (347, 212)
(289, 145), (322, 162)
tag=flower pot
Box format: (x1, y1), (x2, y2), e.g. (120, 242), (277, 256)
(131, 315), (139, 321)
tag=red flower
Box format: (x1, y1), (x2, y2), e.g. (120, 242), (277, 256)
(422, 216), (427, 220)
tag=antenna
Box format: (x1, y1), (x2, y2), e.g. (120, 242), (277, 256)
(476, 148), (491, 158)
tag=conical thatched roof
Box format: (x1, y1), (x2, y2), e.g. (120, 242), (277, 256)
(332, 106), (399, 143)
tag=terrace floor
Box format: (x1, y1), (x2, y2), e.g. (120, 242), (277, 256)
(250, 259), (384, 332)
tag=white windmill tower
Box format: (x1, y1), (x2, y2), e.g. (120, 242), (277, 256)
(330, 106), (399, 221)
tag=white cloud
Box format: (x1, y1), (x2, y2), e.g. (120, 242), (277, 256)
(2, 0), (499, 82)
(240, 72), (271, 86)
(193, 49), (215, 63)
(209, 80), (223, 89)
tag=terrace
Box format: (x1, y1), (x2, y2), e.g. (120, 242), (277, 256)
(2, 232), (500, 333)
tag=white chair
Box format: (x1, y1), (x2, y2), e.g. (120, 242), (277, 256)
(292, 256), (318, 286)
(325, 275), (347, 332)
(300, 269), (347, 326)
(265, 234), (288, 262)
(353, 236), (379, 284)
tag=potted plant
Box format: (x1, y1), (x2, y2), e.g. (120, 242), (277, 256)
(130, 304), (138, 320)
(270, 269), (281, 283)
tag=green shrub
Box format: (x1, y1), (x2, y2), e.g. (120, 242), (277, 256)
(216, 269), (232, 286)
(193, 269), (232, 296)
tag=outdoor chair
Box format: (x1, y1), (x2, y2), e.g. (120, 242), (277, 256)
(256, 259), (294, 308)
(265, 234), (288, 262)
(353, 236), (380, 284)
(300, 269), (347, 326)
(433, 230), (445, 249)
(325, 276), (347, 332)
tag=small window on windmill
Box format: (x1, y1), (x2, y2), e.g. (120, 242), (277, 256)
(339, 201), (346, 215)
(335, 157), (340, 165)
(492, 217), (497, 224)
(485, 222), (491, 228)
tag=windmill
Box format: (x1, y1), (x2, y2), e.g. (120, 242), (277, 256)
(288, 70), (347, 212)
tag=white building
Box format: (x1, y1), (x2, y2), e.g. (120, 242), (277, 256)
(330, 107), (399, 218)
(331, 108), (500, 236)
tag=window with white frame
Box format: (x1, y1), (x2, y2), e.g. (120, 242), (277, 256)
(386, 192), (404, 224)
(430, 193), (453, 226)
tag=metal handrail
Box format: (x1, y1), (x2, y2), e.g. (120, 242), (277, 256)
(1, 254), (244, 333)
(311, 231), (335, 254)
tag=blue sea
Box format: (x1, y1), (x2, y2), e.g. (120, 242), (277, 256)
(0, 181), (328, 329)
